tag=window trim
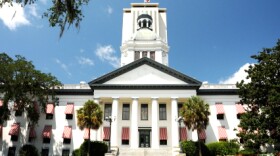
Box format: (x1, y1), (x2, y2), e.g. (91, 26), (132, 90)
(122, 104), (130, 120)
(159, 104), (167, 120)
(141, 104), (148, 120)
(104, 104), (112, 120)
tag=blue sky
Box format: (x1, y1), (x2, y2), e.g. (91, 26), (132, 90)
(1, 0), (280, 84)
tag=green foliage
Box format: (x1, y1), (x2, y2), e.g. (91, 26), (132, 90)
(19, 144), (39, 156)
(180, 96), (210, 156)
(237, 39), (280, 151)
(239, 148), (256, 155)
(181, 140), (210, 156)
(0, 0), (89, 37)
(72, 149), (80, 156)
(207, 141), (240, 156)
(181, 140), (196, 156)
(0, 53), (61, 125)
(77, 100), (103, 130)
(180, 96), (210, 132)
(79, 141), (108, 156)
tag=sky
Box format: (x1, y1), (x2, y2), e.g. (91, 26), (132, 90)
(1, 0), (280, 85)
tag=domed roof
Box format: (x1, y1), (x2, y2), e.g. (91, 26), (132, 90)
(133, 28), (158, 41)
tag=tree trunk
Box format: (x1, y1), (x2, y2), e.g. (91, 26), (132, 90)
(88, 129), (90, 156)
(197, 130), (202, 156)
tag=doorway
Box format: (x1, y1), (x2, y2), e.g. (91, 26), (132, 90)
(139, 129), (150, 148)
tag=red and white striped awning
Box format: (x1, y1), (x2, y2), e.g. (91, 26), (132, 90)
(122, 127), (129, 140)
(9, 123), (20, 136)
(83, 128), (90, 139)
(0, 100), (3, 107)
(46, 103), (54, 114)
(62, 126), (72, 139)
(215, 103), (225, 114)
(236, 104), (245, 114)
(29, 126), (36, 138)
(180, 127), (187, 141)
(218, 126), (227, 140)
(103, 127), (110, 140)
(65, 103), (74, 114)
(159, 127), (167, 140)
(42, 125), (52, 138)
(198, 129), (206, 140)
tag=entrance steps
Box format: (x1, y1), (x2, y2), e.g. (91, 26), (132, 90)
(118, 147), (176, 156)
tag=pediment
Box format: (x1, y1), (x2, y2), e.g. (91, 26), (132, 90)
(89, 58), (201, 88)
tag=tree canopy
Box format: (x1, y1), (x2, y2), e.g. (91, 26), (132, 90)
(0, 0), (89, 37)
(180, 96), (210, 156)
(0, 53), (61, 125)
(77, 100), (103, 131)
(237, 39), (280, 152)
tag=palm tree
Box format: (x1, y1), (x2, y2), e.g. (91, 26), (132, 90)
(180, 96), (210, 156)
(77, 100), (103, 156)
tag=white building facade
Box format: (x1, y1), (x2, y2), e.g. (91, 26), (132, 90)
(0, 2), (245, 156)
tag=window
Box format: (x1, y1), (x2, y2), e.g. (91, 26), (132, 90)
(237, 113), (242, 119)
(65, 103), (74, 120)
(150, 51), (155, 60)
(122, 140), (129, 145)
(43, 138), (50, 144)
(141, 104), (148, 120)
(142, 51), (147, 57)
(63, 138), (71, 144)
(66, 114), (73, 120)
(122, 104), (130, 120)
(62, 149), (70, 156)
(8, 147), (16, 156)
(134, 51), (140, 60)
(159, 104), (166, 120)
(122, 127), (129, 145)
(41, 149), (49, 156)
(104, 104), (112, 119)
(178, 103), (183, 117)
(46, 114), (53, 120)
(217, 114), (224, 120)
(160, 140), (167, 145)
(10, 135), (18, 141)
(159, 128), (167, 145)
(15, 110), (22, 116)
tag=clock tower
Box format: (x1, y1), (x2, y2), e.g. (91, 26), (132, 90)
(120, 3), (169, 67)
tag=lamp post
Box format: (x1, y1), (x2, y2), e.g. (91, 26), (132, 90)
(177, 116), (184, 153)
(105, 116), (113, 153)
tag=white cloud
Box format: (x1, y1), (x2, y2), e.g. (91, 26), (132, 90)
(55, 59), (72, 76)
(95, 44), (120, 68)
(219, 63), (253, 84)
(0, 2), (30, 30)
(107, 5), (113, 15)
(77, 57), (94, 66)
(27, 4), (39, 18)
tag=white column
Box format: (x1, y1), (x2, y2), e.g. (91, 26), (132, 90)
(151, 97), (159, 149)
(171, 97), (179, 147)
(93, 98), (100, 141)
(111, 97), (119, 147)
(131, 97), (139, 148)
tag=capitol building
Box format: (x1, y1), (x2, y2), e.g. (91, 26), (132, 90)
(0, 2), (244, 156)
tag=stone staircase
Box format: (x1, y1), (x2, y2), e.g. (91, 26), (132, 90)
(118, 147), (178, 156)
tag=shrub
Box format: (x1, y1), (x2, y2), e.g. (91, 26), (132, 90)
(207, 141), (240, 156)
(19, 144), (39, 156)
(239, 148), (256, 155)
(181, 140), (196, 156)
(180, 140), (210, 156)
(72, 149), (80, 156)
(79, 141), (108, 156)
